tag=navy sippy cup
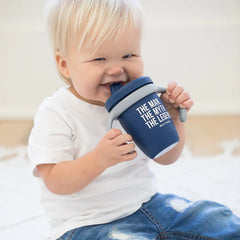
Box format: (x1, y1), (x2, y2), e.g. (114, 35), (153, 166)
(105, 76), (187, 159)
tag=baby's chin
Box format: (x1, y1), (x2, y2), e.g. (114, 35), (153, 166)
(91, 94), (110, 106)
(69, 87), (106, 106)
(86, 98), (105, 106)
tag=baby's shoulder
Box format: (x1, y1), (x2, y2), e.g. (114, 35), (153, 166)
(34, 87), (72, 124)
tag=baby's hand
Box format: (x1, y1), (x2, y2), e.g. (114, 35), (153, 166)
(93, 129), (137, 169)
(160, 81), (193, 118)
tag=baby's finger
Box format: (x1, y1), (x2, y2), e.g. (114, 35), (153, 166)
(179, 98), (194, 111)
(113, 133), (133, 146)
(169, 85), (184, 103)
(105, 129), (122, 140)
(119, 142), (136, 155)
(160, 92), (170, 103)
(173, 90), (191, 106)
(121, 150), (137, 162)
(167, 81), (177, 95)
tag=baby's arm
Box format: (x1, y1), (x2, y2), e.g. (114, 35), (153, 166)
(37, 129), (136, 195)
(153, 81), (193, 165)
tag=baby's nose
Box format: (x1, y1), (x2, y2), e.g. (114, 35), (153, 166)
(107, 64), (124, 75)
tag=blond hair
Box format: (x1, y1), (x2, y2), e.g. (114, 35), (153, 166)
(46, 0), (143, 56)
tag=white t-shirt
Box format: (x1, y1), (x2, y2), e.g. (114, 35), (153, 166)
(28, 86), (158, 239)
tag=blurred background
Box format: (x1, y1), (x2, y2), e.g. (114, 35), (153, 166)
(0, 0), (240, 154)
(0, 1), (239, 239)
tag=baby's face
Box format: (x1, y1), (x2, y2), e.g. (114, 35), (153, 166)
(64, 29), (144, 105)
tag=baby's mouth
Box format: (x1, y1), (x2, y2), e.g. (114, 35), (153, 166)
(100, 81), (129, 90)
(100, 83), (112, 90)
(120, 81), (129, 86)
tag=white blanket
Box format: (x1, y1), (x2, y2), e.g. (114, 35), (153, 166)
(0, 140), (239, 240)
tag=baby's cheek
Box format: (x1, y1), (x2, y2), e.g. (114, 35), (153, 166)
(129, 62), (144, 80)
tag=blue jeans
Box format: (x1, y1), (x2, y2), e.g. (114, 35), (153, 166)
(58, 193), (240, 240)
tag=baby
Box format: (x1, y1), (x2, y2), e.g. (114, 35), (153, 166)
(28, 0), (240, 239)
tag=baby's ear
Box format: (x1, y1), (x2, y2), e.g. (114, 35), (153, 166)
(55, 51), (70, 79)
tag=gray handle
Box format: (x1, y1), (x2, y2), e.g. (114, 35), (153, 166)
(107, 117), (115, 131)
(156, 87), (187, 122)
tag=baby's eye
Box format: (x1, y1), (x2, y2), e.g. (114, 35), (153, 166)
(93, 57), (105, 61)
(122, 54), (135, 59)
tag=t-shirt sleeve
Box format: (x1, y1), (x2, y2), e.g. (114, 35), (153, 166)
(28, 105), (74, 173)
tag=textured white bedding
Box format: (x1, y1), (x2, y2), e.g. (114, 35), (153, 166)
(0, 140), (239, 240)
